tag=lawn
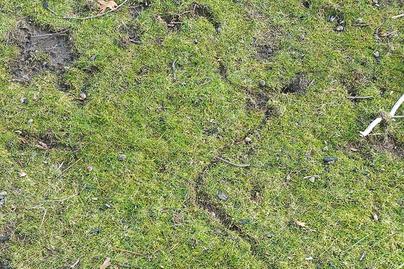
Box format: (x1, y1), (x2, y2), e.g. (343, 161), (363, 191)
(0, 0), (403, 268)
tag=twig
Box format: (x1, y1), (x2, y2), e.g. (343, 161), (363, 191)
(114, 248), (144, 256)
(40, 209), (47, 227)
(217, 157), (250, 168)
(171, 60), (177, 80)
(31, 30), (69, 38)
(360, 94), (404, 137)
(392, 13), (404, 19)
(348, 96), (373, 100)
(69, 259), (80, 269)
(44, 0), (130, 21)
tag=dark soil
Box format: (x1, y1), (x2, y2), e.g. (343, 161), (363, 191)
(8, 20), (76, 82)
(255, 44), (275, 60)
(372, 135), (404, 158)
(245, 89), (269, 111)
(119, 23), (143, 47)
(160, 3), (221, 33)
(191, 3), (221, 33)
(282, 73), (310, 94)
(129, 0), (152, 19)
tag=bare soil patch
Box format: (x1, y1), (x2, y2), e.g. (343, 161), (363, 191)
(8, 19), (76, 83)
(282, 73), (309, 94)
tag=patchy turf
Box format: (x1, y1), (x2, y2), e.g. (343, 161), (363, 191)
(0, 0), (403, 268)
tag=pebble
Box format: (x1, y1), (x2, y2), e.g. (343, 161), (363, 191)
(217, 191), (228, 201)
(0, 235), (10, 243)
(259, 80), (266, 88)
(323, 157), (338, 164)
(118, 154), (127, 161)
(19, 171), (27, 177)
(20, 97), (28, 104)
(86, 165), (94, 172)
(244, 137), (252, 144)
(335, 25), (344, 32)
(79, 92), (87, 100)
(0, 192), (6, 207)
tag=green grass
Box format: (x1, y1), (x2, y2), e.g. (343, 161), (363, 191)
(0, 0), (403, 268)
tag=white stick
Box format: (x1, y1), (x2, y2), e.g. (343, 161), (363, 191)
(392, 14), (404, 19)
(390, 94), (404, 116)
(360, 94), (404, 137)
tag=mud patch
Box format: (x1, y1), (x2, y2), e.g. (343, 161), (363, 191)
(253, 27), (282, 60)
(8, 19), (76, 83)
(160, 3), (221, 33)
(16, 130), (78, 152)
(282, 73), (309, 94)
(191, 3), (221, 33)
(118, 23), (143, 47)
(250, 183), (263, 203)
(245, 89), (269, 111)
(371, 135), (404, 158)
(160, 13), (183, 31)
(129, 0), (152, 19)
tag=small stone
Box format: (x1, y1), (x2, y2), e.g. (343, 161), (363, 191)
(20, 97), (28, 104)
(359, 252), (366, 261)
(79, 92), (87, 100)
(372, 213), (379, 221)
(335, 25), (344, 32)
(118, 154), (127, 161)
(0, 192), (7, 207)
(19, 171), (27, 177)
(90, 227), (101, 235)
(0, 235), (10, 243)
(304, 175), (318, 183)
(259, 80), (266, 88)
(27, 119), (33, 125)
(305, 256), (314, 261)
(217, 191), (228, 201)
(323, 157), (338, 164)
(86, 165), (93, 172)
(244, 137), (252, 144)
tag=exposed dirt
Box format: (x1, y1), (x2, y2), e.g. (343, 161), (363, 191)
(160, 3), (221, 33)
(245, 88), (270, 111)
(190, 3), (221, 33)
(160, 13), (183, 31)
(15, 130), (78, 153)
(119, 23), (143, 47)
(371, 135), (404, 158)
(129, 0), (152, 19)
(192, 89), (274, 265)
(8, 19), (76, 83)
(253, 27), (282, 60)
(282, 73), (309, 94)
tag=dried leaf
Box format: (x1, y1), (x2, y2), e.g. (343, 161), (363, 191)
(294, 220), (307, 228)
(100, 257), (111, 269)
(36, 141), (49, 150)
(97, 0), (118, 14)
